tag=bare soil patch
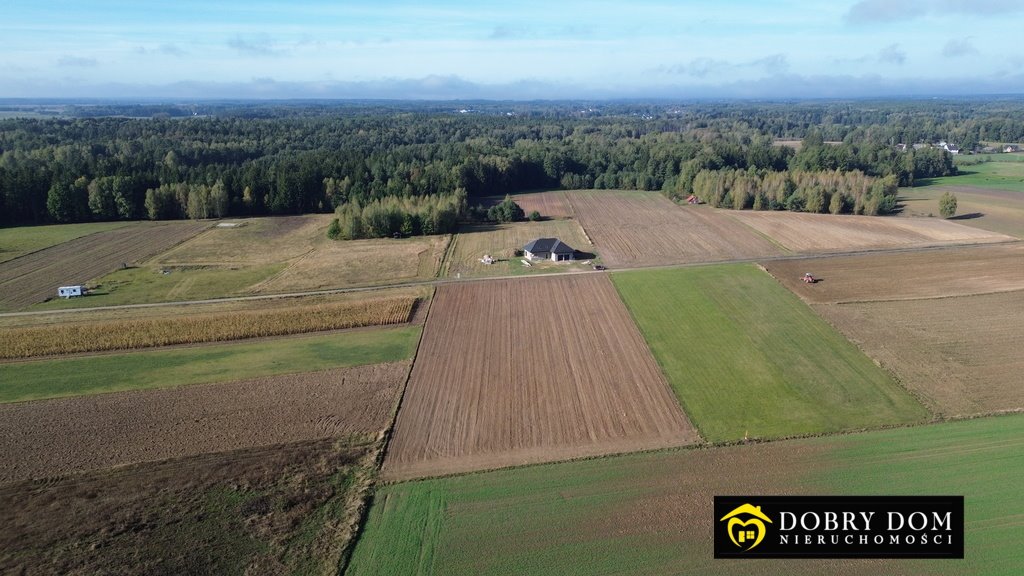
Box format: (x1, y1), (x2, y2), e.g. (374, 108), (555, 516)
(510, 191), (574, 218)
(383, 274), (698, 481)
(0, 221), (209, 310)
(764, 243), (1024, 304)
(729, 210), (1011, 253)
(0, 362), (409, 483)
(817, 291), (1024, 417)
(0, 437), (376, 576)
(565, 190), (783, 268)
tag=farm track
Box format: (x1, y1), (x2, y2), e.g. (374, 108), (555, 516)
(0, 362), (410, 483)
(0, 221), (209, 310)
(383, 274), (699, 481)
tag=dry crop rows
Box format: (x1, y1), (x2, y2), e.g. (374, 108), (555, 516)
(0, 221), (209, 310)
(0, 297), (416, 359)
(729, 210), (1011, 253)
(565, 191), (782, 267)
(0, 362), (409, 483)
(383, 274), (698, 481)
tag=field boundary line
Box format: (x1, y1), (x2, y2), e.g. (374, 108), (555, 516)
(830, 286), (1024, 305)
(338, 287), (436, 574)
(436, 233), (456, 277)
(0, 222), (133, 273)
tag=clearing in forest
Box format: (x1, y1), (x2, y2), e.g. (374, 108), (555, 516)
(383, 274), (698, 481)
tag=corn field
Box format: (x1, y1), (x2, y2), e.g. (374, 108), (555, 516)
(0, 297), (416, 359)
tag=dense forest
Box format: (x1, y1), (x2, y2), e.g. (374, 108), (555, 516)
(2, 98), (1020, 229)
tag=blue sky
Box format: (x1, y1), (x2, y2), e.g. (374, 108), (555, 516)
(2, 0), (1022, 99)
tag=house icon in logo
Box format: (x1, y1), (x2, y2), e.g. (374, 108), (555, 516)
(720, 503), (773, 551)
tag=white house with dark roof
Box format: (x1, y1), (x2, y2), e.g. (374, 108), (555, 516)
(523, 238), (575, 262)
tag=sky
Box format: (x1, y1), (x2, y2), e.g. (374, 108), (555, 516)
(2, 0), (1023, 99)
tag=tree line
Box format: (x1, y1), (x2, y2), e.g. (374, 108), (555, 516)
(0, 99), (992, 227)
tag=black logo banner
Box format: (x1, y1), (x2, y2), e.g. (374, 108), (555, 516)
(714, 496), (964, 559)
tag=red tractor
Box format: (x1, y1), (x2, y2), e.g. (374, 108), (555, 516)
(802, 272), (817, 284)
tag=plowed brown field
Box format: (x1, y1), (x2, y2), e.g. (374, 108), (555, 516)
(511, 191), (573, 218)
(817, 291), (1024, 417)
(0, 362), (409, 483)
(565, 191), (782, 267)
(0, 221), (209, 310)
(764, 243), (1024, 303)
(383, 275), (698, 481)
(729, 210), (1011, 253)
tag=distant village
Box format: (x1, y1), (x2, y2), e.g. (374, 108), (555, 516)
(894, 141), (1020, 155)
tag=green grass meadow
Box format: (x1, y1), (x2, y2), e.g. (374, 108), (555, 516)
(0, 326), (420, 403)
(0, 221), (129, 263)
(611, 264), (928, 442)
(917, 154), (1024, 193)
(347, 414), (1024, 575)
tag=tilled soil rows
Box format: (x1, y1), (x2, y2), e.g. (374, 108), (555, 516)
(565, 191), (783, 267)
(0, 221), (209, 310)
(763, 243), (1024, 304)
(383, 274), (698, 481)
(511, 191), (574, 218)
(0, 362), (409, 483)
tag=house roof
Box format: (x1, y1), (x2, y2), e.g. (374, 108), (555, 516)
(524, 237), (575, 255)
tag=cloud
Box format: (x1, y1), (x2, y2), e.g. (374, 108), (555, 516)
(228, 34), (285, 56)
(659, 54), (788, 78)
(942, 38), (978, 58)
(877, 44), (906, 65)
(135, 44), (187, 57)
(845, 0), (1024, 23)
(57, 56), (98, 68)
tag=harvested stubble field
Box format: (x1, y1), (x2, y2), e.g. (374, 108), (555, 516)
(350, 414), (1024, 576)
(383, 274), (698, 481)
(727, 210), (1011, 253)
(899, 185), (1024, 238)
(510, 190), (574, 218)
(612, 265), (928, 442)
(1, 296), (415, 359)
(156, 214), (448, 296)
(444, 220), (593, 277)
(763, 243), (1024, 304)
(818, 290), (1024, 417)
(565, 190), (782, 267)
(0, 220), (209, 310)
(0, 362), (409, 483)
(1, 437), (378, 575)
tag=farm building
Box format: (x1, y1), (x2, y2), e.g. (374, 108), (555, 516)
(523, 238), (575, 262)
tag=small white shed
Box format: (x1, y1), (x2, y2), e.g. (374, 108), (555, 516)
(58, 285), (84, 298)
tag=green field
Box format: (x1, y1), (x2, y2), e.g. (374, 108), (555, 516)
(0, 221), (129, 264)
(611, 264), (928, 442)
(31, 264), (284, 310)
(0, 326), (420, 403)
(917, 154), (1024, 193)
(347, 414), (1024, 575)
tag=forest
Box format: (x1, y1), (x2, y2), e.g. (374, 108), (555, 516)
(1, 97), (1020, 231)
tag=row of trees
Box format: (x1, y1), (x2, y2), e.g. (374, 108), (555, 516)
(686, 169), (899, 216)
(328, 191), (466, 240)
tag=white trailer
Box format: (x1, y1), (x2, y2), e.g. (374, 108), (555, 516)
(58, 285), (85, 298)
